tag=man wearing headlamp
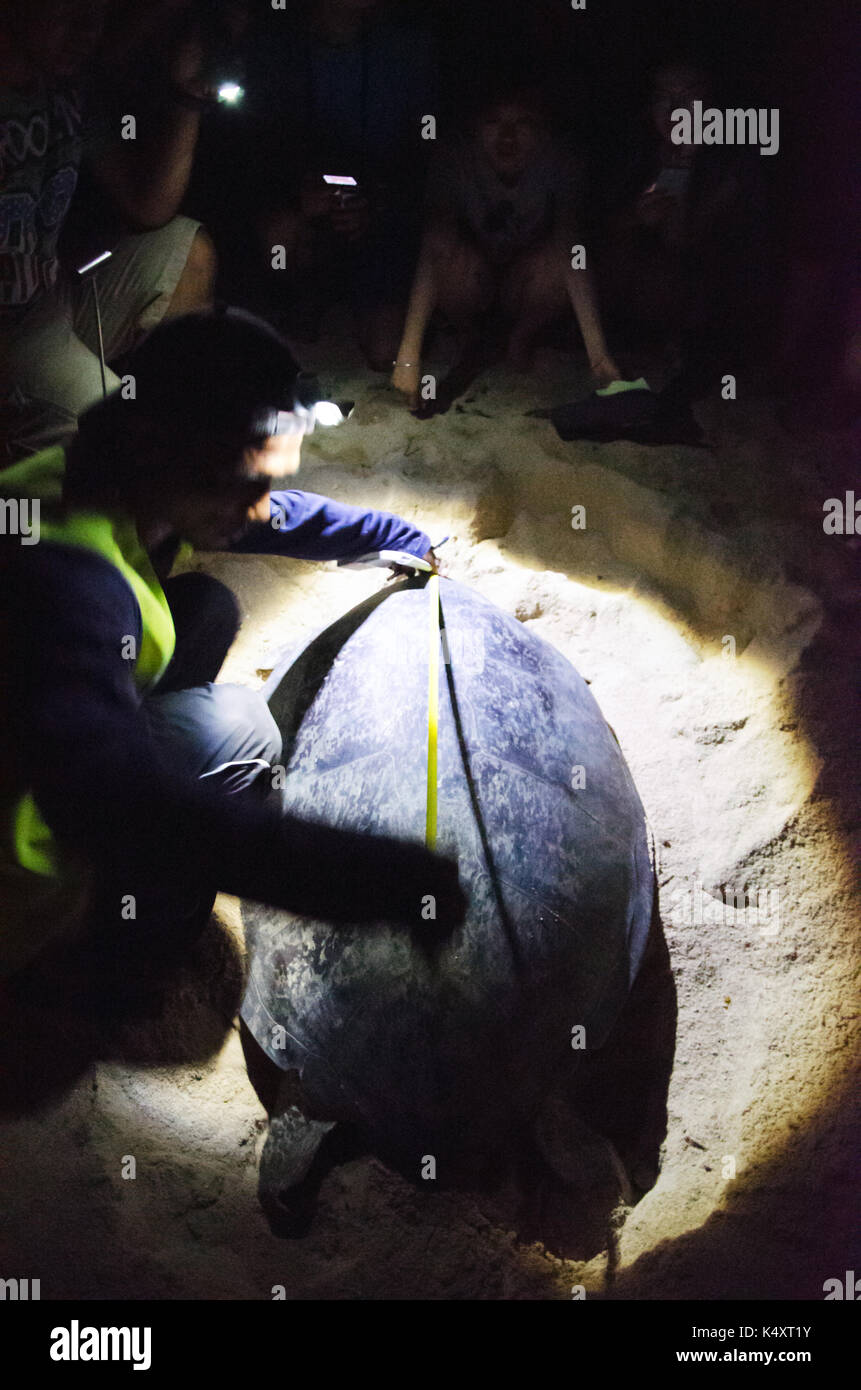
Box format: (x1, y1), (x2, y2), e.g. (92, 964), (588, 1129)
(0, 310), (460, 1007)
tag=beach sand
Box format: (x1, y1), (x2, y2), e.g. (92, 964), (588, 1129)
(2, 337), (858, 1300)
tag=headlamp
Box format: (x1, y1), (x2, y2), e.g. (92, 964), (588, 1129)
(312, 400), (348, 427)
(216, 81), (244, 105)
(252, 374), (353, 438)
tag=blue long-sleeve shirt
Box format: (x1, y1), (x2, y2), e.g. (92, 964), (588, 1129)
(233, 489), (430, 561)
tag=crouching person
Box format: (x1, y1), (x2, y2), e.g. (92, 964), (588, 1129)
(0, 0), (218, 462)
(0, 310), (463, 1009)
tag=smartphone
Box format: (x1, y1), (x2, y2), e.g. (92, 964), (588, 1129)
(323, 174), (360, 204)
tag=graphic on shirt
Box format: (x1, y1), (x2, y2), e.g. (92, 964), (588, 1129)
(0, 87), (83, 307)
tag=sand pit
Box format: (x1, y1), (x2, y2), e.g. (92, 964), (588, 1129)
(2, 341), (858, 1300)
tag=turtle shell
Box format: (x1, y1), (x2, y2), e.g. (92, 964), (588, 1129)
(241, 579), (653, 1172)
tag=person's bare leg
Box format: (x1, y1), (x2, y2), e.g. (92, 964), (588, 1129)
(392, 221), (493, 406)
(500, 241), (568, 371)
(430, 235), (500, 408)
(358, 302), (405, 373)
(436, 238), (494, 328)
(163, 226), (217, 318)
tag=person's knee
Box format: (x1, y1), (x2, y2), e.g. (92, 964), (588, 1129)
(147, 679), (282, 795)
(157, 573), (241, 690)
(166, 572), (240, 636)
(187, 226), (217, 285)
(203, 684), (283, 784)
(166, 226), (217, 314)
(0, 391), (79, 464)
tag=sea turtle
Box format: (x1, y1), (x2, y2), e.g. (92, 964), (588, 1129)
(240, 577), (655, 1234)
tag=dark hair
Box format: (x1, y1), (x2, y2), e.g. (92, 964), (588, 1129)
(66, 309), (301, 507)
(119, 308), (301, 436)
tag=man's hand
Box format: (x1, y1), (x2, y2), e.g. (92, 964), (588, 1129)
(391, 358), (421, 409)
(385, 547), (439, 581)
(411, 851), (467, 936)
(268, 814), (469, 936)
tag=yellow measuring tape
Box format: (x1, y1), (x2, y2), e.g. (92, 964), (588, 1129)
(425, 573), (441, 848)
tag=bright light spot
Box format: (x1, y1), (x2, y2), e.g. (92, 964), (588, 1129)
(217, 83), (244, 105)
(76, 250), (113, 275)
(313, 401), (345, 427)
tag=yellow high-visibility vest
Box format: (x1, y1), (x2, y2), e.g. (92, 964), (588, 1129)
(0, 447), (176, 973)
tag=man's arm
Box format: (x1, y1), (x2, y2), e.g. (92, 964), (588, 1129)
(392, 143), (461, 405)
(6, 544), (461, 926)
(84, 20), (207, 231)
(551, 148), (621, 387)
(231, 490), (432, 562)
(87, 100), (201, 233)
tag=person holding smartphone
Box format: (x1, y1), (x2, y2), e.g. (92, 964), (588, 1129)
(238, 0), (438, 371)
(597, 57), (769, 375)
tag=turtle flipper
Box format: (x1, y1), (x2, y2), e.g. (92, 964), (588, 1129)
(533, 1092), (633, 1204)
(258, 1106), (338, 1237)
(259, 1102), (369, 1238)
(510, 1093), (636, 1260)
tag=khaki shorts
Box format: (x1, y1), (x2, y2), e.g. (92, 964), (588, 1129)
(0, 215), (201, 462)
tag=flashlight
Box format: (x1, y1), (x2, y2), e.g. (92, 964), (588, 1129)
(225, 318), (354, 437)
(313, 400), (349, 427)
(216, 80), (244, 105)
(267, 398), (354, 437)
